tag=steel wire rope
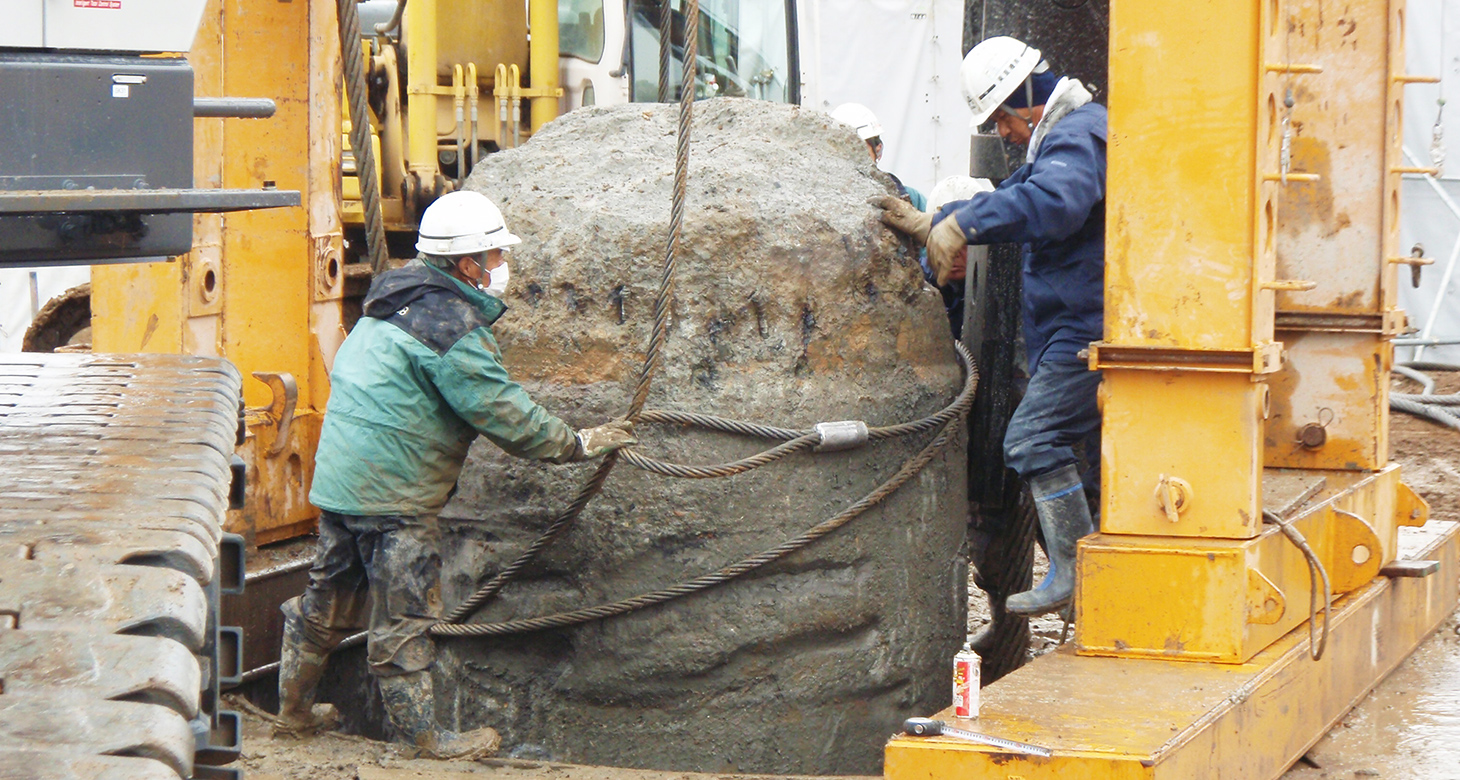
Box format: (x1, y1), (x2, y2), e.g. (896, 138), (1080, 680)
(322, 344), (976, 653)
(338, 0), (391, 274)
(414, 0), (976, 641)
(1392, 392), (1460, 405)
(1391, 396), (1460, 430)
(437, 0), (702, 628)
(1390, 363), (1460, 429)
(1398, 361), (1460, 372)
(430, 386), (974, 638)
(618, 351), (980, 479)
(1261, 509), (1332, 661)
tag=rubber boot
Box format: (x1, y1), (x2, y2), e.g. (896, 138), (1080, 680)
(275, 597), (341, 736)
(1005, 464), (1094, 616)
(378, 670), (500, 760)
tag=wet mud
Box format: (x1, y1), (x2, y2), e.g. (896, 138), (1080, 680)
(1280, 371), (1460, 779)
(1280, 610), (1460, 780)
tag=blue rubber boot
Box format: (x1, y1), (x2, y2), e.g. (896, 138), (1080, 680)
(1005, 464), (1093, 617)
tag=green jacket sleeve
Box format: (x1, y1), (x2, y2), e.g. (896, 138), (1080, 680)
(431, 328), (580, 463)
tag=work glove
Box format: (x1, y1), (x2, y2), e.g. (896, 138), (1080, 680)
(868, 195), (933, 245)
(574, 419), (638, 460)
(926, 217), (971, 287)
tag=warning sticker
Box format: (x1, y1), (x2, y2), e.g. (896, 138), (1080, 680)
(75, 0), (122, 8)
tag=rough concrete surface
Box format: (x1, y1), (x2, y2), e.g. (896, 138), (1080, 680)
(404, 99), (968, 775)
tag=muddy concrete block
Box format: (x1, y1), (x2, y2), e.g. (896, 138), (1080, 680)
(437, 98), (967, 775)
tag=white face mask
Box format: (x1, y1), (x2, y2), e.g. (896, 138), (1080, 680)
(485, 261), (510, 298)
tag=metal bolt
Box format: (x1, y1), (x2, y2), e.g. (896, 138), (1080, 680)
(1297, 422), (1327, 449)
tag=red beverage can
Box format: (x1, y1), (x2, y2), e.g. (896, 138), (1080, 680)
(953, 642), (980, 718)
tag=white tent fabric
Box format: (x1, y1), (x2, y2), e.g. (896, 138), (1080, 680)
(798, 0), (971, 199)
(0, 268), (89, 353)
(1398, 0), (1460, 361)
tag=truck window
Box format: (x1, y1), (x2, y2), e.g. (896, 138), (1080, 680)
(560, 0), (606, 63)
(628, 0), (796, 104)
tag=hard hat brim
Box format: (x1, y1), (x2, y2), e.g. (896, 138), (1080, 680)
(416, 230), (522, 256)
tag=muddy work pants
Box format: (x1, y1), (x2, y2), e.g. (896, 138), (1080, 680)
(294, 510), (444, 677)
(1002, 359), (1102, 489)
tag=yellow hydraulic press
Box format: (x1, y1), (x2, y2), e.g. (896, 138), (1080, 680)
(884, 0), (1460, 777)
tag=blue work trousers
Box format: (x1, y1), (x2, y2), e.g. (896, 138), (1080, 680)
(1002, 360), (1102, 490)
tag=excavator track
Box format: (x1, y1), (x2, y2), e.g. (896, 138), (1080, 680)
(0, 353), (246, 780)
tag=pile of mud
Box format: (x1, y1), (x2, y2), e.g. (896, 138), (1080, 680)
(423, 99), (966, 774)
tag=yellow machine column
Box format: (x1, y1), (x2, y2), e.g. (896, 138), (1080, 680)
(884, 1), (1459, 777)
(92, 0), (344, 544)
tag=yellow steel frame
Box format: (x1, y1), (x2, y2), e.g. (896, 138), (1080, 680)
(91, 0), (564, 545)
(887, 0), (1454, 776)
(885, 522), (1459, 779)
(1077, 466), (1417, 663)
(92, 0), (344, 544)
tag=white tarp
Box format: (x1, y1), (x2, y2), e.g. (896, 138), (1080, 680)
(0, 268), (89, 353)
(1398, 0), (1460, 361)
(798, 0), (971, 198)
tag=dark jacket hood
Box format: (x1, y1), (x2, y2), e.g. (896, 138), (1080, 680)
(362, 261), (505, 323)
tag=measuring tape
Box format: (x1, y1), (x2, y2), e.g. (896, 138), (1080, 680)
(903, 717), (1053, 758)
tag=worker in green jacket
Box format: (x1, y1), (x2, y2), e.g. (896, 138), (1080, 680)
(275, 191), (637, 758)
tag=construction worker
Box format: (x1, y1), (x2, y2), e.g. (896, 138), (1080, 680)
(831, 102), (926, 210)
(276, 191), (638, 757)
(923, 175), (995, 338)
(872, 36), (1105, 617)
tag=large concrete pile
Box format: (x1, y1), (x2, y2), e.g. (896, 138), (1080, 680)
(438, 99), (966, 774)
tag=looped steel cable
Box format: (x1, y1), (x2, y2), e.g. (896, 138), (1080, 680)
(430, 379), (974, 638)
(618, 343), (981, 479)
(440, 0), (701, 627)
(618, 433), (821, 479)
(636, 409), (805, 441)
(337, 0), (390, 274)
(435, 0), (976, 639)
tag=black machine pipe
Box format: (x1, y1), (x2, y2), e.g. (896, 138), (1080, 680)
(193, 97), (276, 118)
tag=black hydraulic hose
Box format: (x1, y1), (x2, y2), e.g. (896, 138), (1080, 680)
(375, 0), (408, 35)
(1261, 510), (1331, 661)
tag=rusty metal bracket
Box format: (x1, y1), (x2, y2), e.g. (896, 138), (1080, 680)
(1380, 559), (1440, 578)
(251, 371), (297, 458)
(1086, 342), (1285, 374)
(1246, 568), (1285, 625)
(1394, 480), (1430, 527)
(1327, 507), (1383, 593)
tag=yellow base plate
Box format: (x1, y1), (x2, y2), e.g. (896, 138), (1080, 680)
(884, 520), (1459, 780)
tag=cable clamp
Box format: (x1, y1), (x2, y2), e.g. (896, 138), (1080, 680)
(814, 420), (869, 452)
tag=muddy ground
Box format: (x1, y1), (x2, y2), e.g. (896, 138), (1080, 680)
(1276, 370), (1460, 780)
(235, 374), (1460, 778)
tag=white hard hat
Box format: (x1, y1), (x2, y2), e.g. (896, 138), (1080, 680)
(961, 36), (1043, 128)
(927, 175), (996, 212)
(415, 191), (522, 257)
(830, 102), (883, 141)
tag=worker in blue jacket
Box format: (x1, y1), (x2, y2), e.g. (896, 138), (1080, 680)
(873, 36), (1104, 617)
